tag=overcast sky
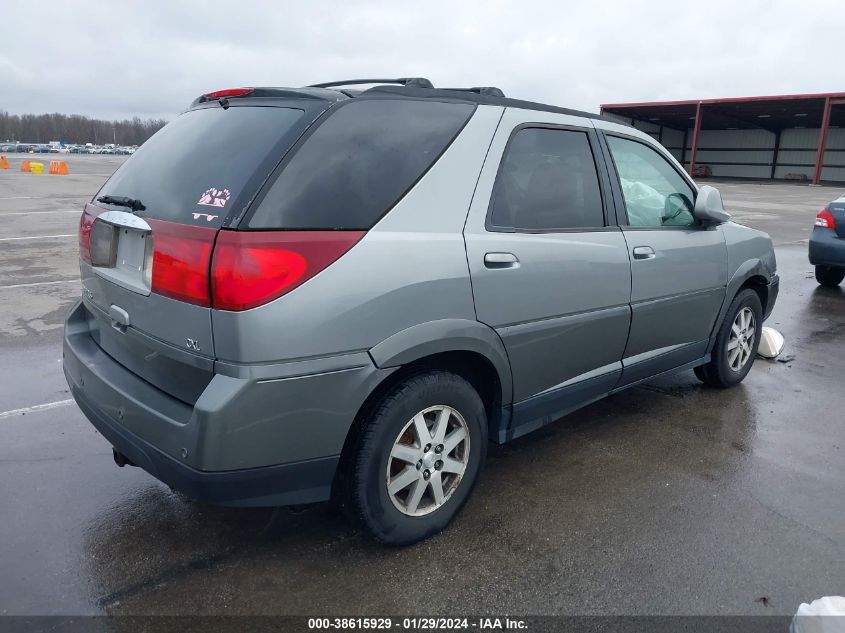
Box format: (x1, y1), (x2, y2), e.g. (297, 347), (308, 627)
(2, 0), (843, 121)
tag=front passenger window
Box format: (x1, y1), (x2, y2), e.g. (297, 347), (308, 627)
(607, 136), (696, 228)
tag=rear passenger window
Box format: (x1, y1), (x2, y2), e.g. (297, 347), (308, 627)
(488, 127), (604, 231)
(248, 99), (475, 229)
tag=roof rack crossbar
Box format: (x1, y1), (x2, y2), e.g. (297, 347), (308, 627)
(307, 78), (434, 89)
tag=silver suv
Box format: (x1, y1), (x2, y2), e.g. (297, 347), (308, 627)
(63, 78), (779, 544)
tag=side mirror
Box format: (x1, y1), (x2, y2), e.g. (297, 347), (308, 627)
(694, 185), (731, 224)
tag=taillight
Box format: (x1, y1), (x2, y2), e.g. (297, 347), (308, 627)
(815, 208), (836, 229)
(149, 220), (217, 306)
(204, 87), (254, 99)
(210, 231), (365, 311)
(78, 204), (103, 264)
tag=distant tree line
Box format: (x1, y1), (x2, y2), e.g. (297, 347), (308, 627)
(0, 111), (168, 146)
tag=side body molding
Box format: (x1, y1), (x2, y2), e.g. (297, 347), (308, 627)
(368, 319), (514, 405)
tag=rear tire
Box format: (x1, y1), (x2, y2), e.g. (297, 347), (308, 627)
(815, 265), (845, 287)
(695, 288), (762, 389)
(349, 371), (487, 545)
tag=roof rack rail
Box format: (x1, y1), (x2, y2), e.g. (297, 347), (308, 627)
(307, 77), (434, 89)
(442, 86), (506, 97)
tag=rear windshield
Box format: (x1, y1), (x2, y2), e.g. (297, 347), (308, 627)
(247, 99), (475, 230)
(97, 106), (305, 228)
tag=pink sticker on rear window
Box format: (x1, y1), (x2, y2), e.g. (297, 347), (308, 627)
(197, 187), (231, 208)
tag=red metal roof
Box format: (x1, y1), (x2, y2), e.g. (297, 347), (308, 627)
(601, 91), (845, 110)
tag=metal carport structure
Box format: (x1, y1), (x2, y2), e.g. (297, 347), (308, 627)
(600, 92), (845, 184)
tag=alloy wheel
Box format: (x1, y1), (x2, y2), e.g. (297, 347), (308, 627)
(728, 307), (756, 371)
(385, 405), (470, 517)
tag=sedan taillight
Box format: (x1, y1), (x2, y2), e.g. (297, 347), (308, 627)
(815, 208), (836, 229)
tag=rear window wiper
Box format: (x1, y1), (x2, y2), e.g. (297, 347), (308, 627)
(96, 195), (146, 212)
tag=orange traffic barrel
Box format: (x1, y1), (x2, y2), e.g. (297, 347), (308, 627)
(0, 155), (9, 169)
(48, 160), (69, 175)
(20, 160), (31, 172)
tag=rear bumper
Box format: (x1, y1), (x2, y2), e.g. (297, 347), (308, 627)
(68, 377), (338, 506)
(63, 300), (391, 506)
(809, 228), (845, 267)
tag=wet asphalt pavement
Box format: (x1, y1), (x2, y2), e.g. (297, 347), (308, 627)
(0, 156), (843, 617)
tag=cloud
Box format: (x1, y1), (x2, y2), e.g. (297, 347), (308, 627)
(0, 0), (842, 120)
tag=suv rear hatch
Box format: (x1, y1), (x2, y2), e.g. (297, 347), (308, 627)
(78, 94), (326, 404)
(79, 89), (477, 401)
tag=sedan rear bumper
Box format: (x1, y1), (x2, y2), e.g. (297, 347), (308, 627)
(809, 227), (845, 267)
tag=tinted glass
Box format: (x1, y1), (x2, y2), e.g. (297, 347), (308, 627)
(488, 127), (604, 231)
(606, 135), (696, 227)
(248, 99), (474, 229)
(98, 106), (305, 228)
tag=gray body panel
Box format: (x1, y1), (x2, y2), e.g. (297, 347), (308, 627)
(619, 226), (727, 384)
(66, 300), (392, 472)
(706, 221), (780, 353)
(467, 230), (631, 402)
(81, 260), (215, 360)
(590, 117), (731, 383)
(63, 97), (781, 509)
(463, 108), (632, 403)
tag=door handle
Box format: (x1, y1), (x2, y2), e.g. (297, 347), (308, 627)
(632, 246), (656, 260)
(484, 252), (520, 269)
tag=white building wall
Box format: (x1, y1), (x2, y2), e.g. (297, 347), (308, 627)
(660, 127), (685, 162)
(680, 128), (775, 178)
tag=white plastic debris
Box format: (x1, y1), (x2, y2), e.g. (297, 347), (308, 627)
(791, 596), (845, 633)
(758, 326), (785, 359)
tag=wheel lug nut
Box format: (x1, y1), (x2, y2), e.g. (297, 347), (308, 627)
(435, 445), (443, 454)
(424, 444), (431, 452)
(435, 460), (443, 470)
(423, 470), (431, 480)
(416, 460), (422, 470)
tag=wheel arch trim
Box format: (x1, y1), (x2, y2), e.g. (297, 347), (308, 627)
(706, 259), (770, 354)
(368, 319), (514, 405)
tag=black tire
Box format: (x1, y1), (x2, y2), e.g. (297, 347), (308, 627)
(695, 288), (762, 388)
(815, 265), (845, 287)
(349, 371), (487, 545)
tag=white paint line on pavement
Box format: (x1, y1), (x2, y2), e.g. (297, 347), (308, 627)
(0, 234), (75, 241)
(0, 279), (79, 290)
(0, 399), (74, 420)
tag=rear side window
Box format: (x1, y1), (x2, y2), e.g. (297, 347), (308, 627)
(248, 99), (475, 229)
(98, 106), (305, 228)
(488, 127), (604, 231)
